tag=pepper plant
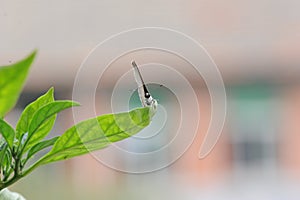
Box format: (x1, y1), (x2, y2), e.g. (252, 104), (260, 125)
(0, 51), (155, 195)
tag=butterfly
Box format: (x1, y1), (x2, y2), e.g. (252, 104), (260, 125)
(132, 61), (157, 111)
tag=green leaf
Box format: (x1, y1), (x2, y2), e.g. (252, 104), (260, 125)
(0, 139), (8, 169)
(26, 136), (59, 162)
(0, 51), (37, 118)
(32, 107), (151, 166)
(0, 119), (15, 150)
(2, 149), (12, 177)
(22, 101), (79, 153)
(23, 118), (56, 153)
(28, 101), (79, 136)
(16, 88), (54, 140)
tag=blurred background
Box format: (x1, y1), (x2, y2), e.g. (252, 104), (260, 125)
(1, 0), (300, 199)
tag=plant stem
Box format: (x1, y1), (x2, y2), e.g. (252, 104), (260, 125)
(0, 151), (24, 190)
(0, 174), (23, 191)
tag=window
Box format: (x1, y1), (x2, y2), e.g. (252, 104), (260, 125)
(229, 85), (279, 174)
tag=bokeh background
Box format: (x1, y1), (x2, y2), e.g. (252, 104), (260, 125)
(1, 0), (300, 199)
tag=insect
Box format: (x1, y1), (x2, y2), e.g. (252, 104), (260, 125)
(132, 61), (157, 111)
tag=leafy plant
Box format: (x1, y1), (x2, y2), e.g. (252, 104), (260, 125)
(0, 51), (155, 193)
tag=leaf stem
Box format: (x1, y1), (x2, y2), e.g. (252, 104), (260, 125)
(0, 174), (23, 191)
